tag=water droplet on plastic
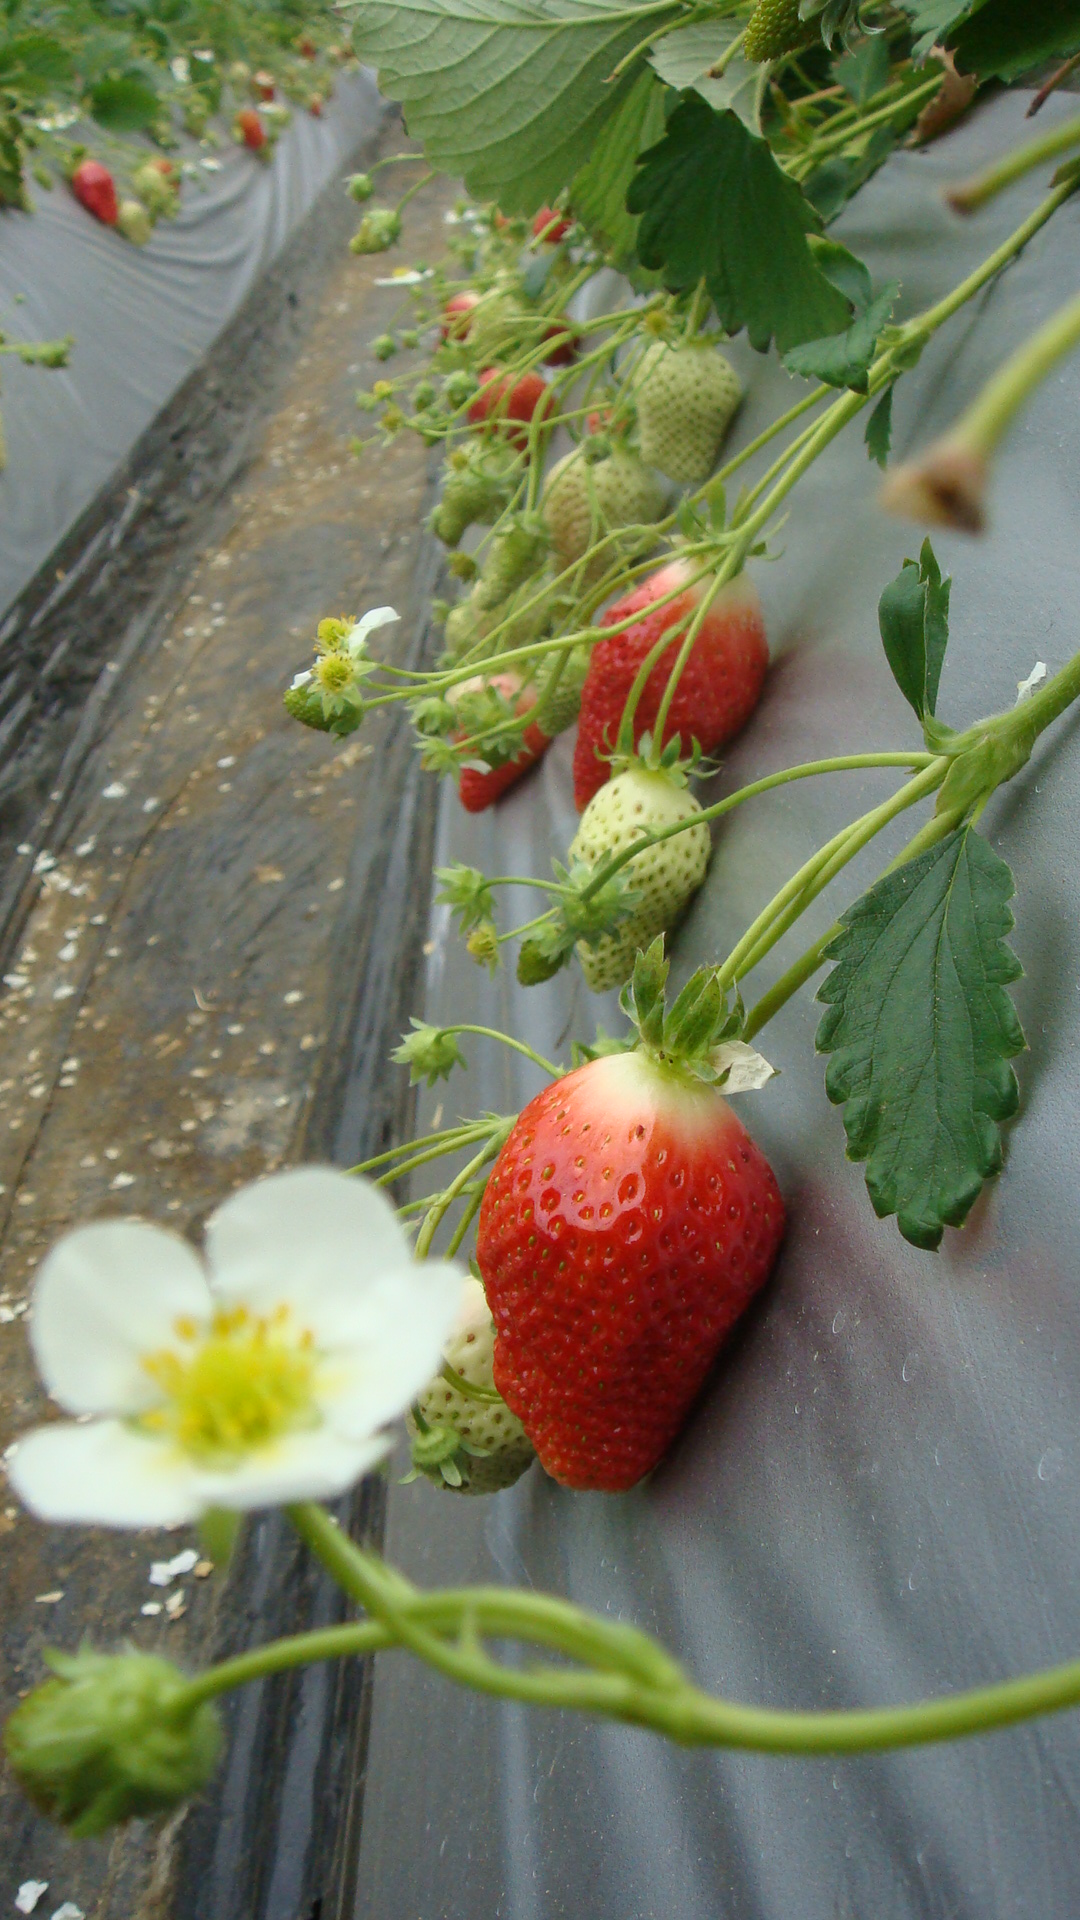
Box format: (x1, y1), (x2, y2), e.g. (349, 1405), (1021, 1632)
(902, 1351), (919, 1383)
(1038, 1446), (1064, 1483)
(832, 1310), (846, 1335)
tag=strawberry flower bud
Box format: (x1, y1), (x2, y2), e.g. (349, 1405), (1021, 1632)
(346, 171), (374, 202)
(392, 1020), (467, 1087)
(5, 1649), (221, 1837)
(465, 920), (500, 973)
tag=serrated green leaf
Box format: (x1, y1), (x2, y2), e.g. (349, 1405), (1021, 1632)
(878, 537), (950, 721)
(626, 97), (852, 352)
(904, 0), (969, 61)
(833, 31), (890, 102)
(950, 0), (1080, 81)
(648, 19), (759, 122)
(864, 381), (894, 467)
(569, 64), (667, 269)
(817, 827), (1025, 1249)
(88, 74), (160, 129)
(803, 124), (897, 222)
(342, 0), (681, 212)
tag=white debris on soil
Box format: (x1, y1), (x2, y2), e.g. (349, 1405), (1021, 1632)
(15, 1882), (48, 1914)
(149, 1547), (199, 1587)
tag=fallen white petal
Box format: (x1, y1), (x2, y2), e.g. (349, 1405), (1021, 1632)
(32, 1222), (210, 1416)
(9, 1421), (203, 1528)
(51, 1906), (84, 1920)
(710, 1040), (777, 1094)
(148, 1547), (199, 1586)
(1016, 660), (1047, 703)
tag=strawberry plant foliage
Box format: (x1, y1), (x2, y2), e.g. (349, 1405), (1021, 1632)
(342, 0), (682, 211)
(816, 827), (1025, 1251)
(569, 66), (667, 271)
(878, 539), (950, 725)
(626, 97), (856, 353)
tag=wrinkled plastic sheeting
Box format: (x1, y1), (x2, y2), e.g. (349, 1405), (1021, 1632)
(0, 70), (382, 619)
(356, 91), (1080, 1920)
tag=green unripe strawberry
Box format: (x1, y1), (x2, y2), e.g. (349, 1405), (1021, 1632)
(542, 445), (666, 587)
(533, 643), (590, 736)
(569, 764), (710, 992)
(744, 0), (815, 62)
(433, 444), (519, 547)
(472, 518), (549, 614)
(635, 343), (742, 486)
(406, 1278), (535, 1493)
(117, 198), (152, 246)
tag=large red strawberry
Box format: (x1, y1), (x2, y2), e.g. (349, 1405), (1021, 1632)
(532, 207), (572, 243)
(468, 367), (554, 447)
(452, 672), (550, 812)
(477, 943), (785, 1490)
(235, 107), (266, 151)
(573, 561), (768, 811)
(71, 160), (118, 226)
(440, 290), (481, 341)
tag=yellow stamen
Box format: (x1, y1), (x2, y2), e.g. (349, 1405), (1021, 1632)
(140, 1306), (320, 1465)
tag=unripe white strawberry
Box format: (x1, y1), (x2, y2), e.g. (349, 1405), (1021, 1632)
(407, 1278), (535, 1494)
(542, 445), (665, 586)
(569, 764), (710, 992)
(634, 343), (742, 486)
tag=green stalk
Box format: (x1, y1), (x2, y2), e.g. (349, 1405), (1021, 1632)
(946, 115), (1080, 213)
(436, 1024), (560, 1079)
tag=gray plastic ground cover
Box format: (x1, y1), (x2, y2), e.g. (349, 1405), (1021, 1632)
(0, 69), (380, 619)
(356, 91), (1080, 1920)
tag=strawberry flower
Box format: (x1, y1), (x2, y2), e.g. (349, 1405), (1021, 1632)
(289, 604), (398, 721)
(8, 1168), (462, 1528)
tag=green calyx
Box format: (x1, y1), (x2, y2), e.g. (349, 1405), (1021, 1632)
(620, 937), (742, 1085)
(4, 1648), (221, 1839)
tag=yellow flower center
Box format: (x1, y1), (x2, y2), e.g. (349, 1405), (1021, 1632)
(314, 653), (354, 695)
(140, 1306), (320, 1465)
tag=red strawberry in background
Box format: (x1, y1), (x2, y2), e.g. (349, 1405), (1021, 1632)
(252, 70), (276, 100)
(441, 290), (481, 341)
(468, 367), (554, 448)
(452, 672), (551, 812)
(477, 941), (785, 1491)
(236, 107), (266, 151)
(532, 206), (572, 243)
(541, 318), (578, 367)
(298, 36), (317, 56)
(71, 160), (118, 226)
(573, 561), (769, 811)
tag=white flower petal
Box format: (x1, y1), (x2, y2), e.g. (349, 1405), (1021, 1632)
(205, 1167), (412, 1332)
(319, 1259), (464, 1436)
(32, 1222), (210, 1415)
(189, 1427), (390, 1511)
(290, 669), (313, 689)
(9, 1421), (202, 1527)
(346, 605), (399, 657)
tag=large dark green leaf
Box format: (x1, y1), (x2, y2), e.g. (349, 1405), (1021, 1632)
(0, 33), (74, 92)
(950, 0), (1080, 80)
(782, 238), (897, 392)
(816, 827), (1024, 1249)
(342, 0), (681, 212)
(878, 538), (950, 722)
(626, 97), (852, 353)
(88, 73), (160, 128)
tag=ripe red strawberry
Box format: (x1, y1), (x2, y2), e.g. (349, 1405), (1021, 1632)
(252, 70), (276, 100)
(308, 94), (324, 116)
(441, 290), (480, 341)
(541, 317), (578, 367)
(573, 561), (768, 810)
(236, 107), (266, 151)
(452, 673), (551, 812)
(71, 160), (118, 226)
(532, 206), (572, 243)
(468, 367), (554, 447)
(298, 36), (317, 56)
(477, 945), (785, 1490)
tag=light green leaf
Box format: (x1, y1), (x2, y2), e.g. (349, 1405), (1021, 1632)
(569, 64), (667, 268)
(342, 0), (681, 211)
(648, 20), (759, 122)
(816, 827), (1024, 1249)
(627, 97), (852, 352)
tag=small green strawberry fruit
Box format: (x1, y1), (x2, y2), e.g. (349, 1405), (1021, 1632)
(635, 343), (742, 486)
(542, 445), (666, 587)
(744, 0), (815, 62)
(117, 197), (152, 246)
(472, 517), (549, 614)
(533, 643), (591, 736)
(347, 171), (374, 202)
(406, 1278), (535, 1493)
(350, 207), (401, 255)
(569, 763), (710, 992)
